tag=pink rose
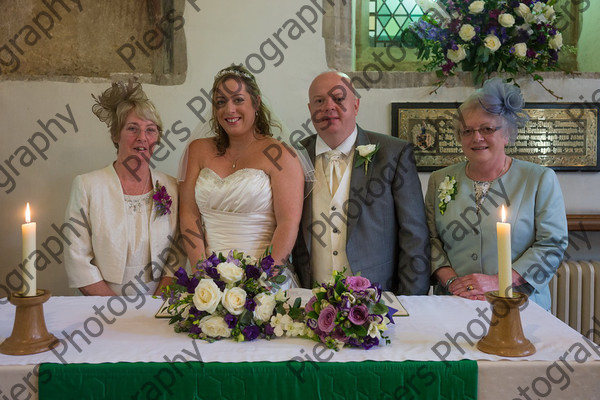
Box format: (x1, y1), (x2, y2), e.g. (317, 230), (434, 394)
(305, 296), (317, 313)
(317, 305), (337, 333)
(345, 276), (371, 291)
(348, 304), (369, 325)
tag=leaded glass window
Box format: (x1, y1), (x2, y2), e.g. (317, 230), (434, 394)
(369, 0), (424, 46)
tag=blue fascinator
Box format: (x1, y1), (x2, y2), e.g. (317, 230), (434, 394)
(478, 78), (530, 128)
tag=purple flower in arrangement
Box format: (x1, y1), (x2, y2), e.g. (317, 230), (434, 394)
(526, 48), (537, 58)
(348, 304), (369, 325)
(339, 296), (352, 312)
(345, 276), (371, 292)
(190, 324), (202, 335)
(245, 264), (261, 280)
(305, 296), (317, 313)
(489, 9), (501, 20)
(205, 266), (220, 280)
(306, 318), (318, 330)
(317, 305), (337, 333)
(245, 298), (256, 311)
(261, 255), (274, 275)
(362, 336), (380, 350)
(224, 314), (238, 329)
(225, 251), (241, 266)
(332, 327), (349, 343)
(152, 181), (172, 217)
(174, 267), (199, 293)
(264, 324), (275, 336)
(441, 61), (455, 74)
(242, 325), (260, 341)
(214, 280), (226, 291)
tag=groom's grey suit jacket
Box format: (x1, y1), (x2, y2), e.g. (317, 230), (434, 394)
(292, 126), (430, 294)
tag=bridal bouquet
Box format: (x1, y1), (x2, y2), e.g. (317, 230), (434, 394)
(304, 271), (395, 351)
(410, 0), (574, 97)
(160, 250), (305, 342)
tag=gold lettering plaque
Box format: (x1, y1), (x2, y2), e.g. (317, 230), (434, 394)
(391, 103), (599, 171)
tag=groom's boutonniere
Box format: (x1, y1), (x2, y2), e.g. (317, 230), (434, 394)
(152, 180), (172, 217)
(354, 143), (380, 174)
(437, 175), (457, 215)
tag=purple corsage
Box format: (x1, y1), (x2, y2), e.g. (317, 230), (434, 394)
(152, 180), (172, 217)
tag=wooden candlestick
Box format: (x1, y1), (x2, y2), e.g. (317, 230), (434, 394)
(0, 289), (58, 355)
(477, 291), (536, 357)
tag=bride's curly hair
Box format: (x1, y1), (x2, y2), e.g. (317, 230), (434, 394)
(92, 78), (163, 149)
(210, 65), (280, 155)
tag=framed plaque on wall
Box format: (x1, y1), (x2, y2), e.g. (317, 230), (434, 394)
(391, 103), (600, 172)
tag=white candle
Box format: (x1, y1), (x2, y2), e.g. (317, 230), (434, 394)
(497, 205), (512, 297)
(21, 203), (37, 296)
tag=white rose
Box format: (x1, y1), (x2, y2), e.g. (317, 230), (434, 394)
(357, 144), (377, 157)
(458, 24), (476, 41)
(447, 45), (466, 63)
(468, 1), (484, 14)
(193, 279), (223, 314)
(514, 3), (531, 19)
(543, 5), (555, 21)
(222, 287), (247, 315)
(549, 32), (563, 50)
(216, 262), (244, 284)
(532, 2), (544, 13)
(484, 34), (501, 52)
(498, 13), (515, 28)
(254, 292), (277, 322)
(198, 315), (232, 338)
(513, 42), (527, 57)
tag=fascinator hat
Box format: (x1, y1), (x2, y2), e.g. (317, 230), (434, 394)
(92, 78), (163, 149)
(457, 78), (529, 144)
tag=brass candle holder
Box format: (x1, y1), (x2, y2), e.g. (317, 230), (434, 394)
(476, 291), (536, 357)
(0, 289), (58, 355)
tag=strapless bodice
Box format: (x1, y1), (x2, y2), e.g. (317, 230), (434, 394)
(195, 168), (274, 259)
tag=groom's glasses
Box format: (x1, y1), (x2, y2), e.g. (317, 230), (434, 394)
(460, 126), (502, 137)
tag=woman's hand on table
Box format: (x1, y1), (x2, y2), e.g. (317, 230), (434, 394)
(451, 273), (497, 300)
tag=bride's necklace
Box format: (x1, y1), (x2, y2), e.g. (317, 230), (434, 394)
(467, 156), (509, 182)
(227, 138), (255, 169)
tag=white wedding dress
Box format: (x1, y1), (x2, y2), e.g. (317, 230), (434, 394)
(195, 168), (299, 289)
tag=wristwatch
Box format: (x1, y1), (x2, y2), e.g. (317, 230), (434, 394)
(445, 276), (458, 293)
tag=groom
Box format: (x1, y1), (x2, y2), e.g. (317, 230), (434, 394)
(292, 71), (430, 294)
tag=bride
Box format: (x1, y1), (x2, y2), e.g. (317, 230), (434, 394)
(179, 65), (304, 288)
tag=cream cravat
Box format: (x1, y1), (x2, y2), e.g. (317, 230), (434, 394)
(325, 150), (345, 195)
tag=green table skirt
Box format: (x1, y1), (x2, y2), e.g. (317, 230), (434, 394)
(39, 360), (477, 400)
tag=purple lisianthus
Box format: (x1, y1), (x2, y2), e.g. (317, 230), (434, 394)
(339, 295), (352, 312)
(242, 325), (260, 341)
(526, 48), (537, 58)
(189, 306), (202, 319)
(174, 267), (199, 293)
(317, 305), (337, 333)
(245, 298), (256, 311)
(264, 324), (275, 336)
(214, 280), (226, 291)
(362, 336), (380, 350)
(190, 324), (202, 335)
(205, 266), (220, 280)
(348, 304), (369, 325)
(224, 314), (238, 329)
(245, 264), (261, 280)
(261, 255), (275, 275)
(345, 276), (371, 292)
(305, 296), (317, 313)
(306, 318), (318, 330)
(489, 9), (501, 20)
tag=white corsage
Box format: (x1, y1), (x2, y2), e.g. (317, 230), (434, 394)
(354, 144), (380, 174)
(437, 175), (457, 215)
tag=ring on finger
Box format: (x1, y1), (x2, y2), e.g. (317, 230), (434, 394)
(467, 285), (474, 291)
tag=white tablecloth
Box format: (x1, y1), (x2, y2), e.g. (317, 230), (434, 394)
(1, 292), (599, 399)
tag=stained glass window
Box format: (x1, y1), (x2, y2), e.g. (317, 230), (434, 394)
(369, 0), (424, 46)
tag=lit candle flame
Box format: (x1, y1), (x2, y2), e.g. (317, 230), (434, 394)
(25, 202), (31, 223)
(501, 205), (506, 223)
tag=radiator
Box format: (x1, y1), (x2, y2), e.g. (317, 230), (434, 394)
(549, 260), (600, 344)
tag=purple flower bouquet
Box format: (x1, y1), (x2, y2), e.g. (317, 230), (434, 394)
(304, 271), (396, 351)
